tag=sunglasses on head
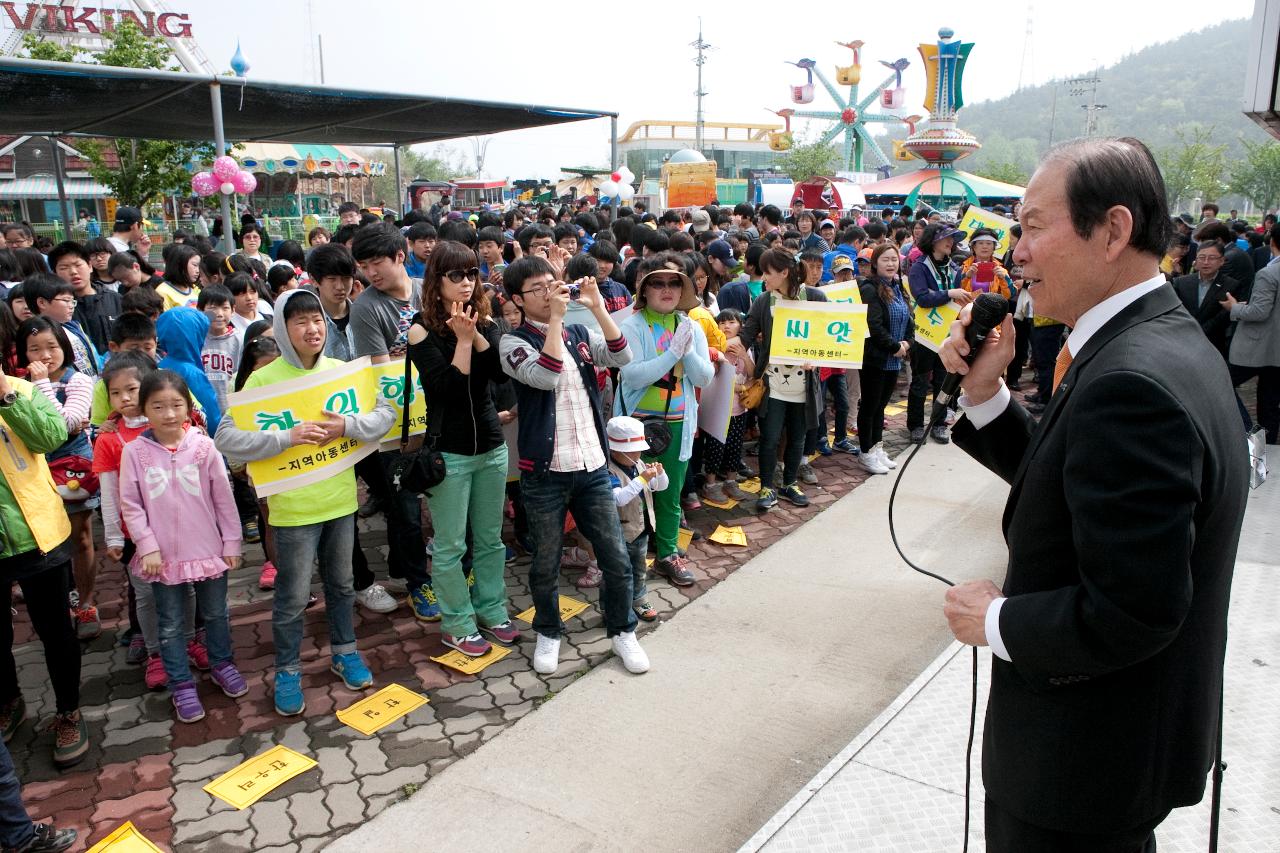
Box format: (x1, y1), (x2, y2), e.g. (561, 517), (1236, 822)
(443, 268), (481, 283)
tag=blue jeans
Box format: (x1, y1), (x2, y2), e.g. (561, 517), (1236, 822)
(272, 515), (357, 674)
(0, 738), (32, 848)
(626, 531), (649, 602)
(152, 574), (232, 686)
(520, 466), (636, 638)
(379, 451), (430, 588)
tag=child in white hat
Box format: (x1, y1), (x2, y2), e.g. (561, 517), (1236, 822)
(606, 416), (669, 622)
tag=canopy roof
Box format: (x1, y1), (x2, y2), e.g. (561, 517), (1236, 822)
(860, 167), (1024, 203)
(234, 142), (373, 177)
(0, 56), (615, 146)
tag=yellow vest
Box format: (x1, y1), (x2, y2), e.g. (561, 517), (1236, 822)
(0, 379), (72, 554)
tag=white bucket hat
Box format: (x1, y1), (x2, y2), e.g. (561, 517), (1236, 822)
(606, 416), (650, 452)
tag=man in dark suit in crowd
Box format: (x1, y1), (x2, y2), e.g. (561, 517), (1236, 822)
(938, 137), (1248, 852)
(1196, 219), (1255, 298)
(1170, 238), (1242, 359)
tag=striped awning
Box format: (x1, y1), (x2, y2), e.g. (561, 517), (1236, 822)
(0, 176), (111, 199)
(235, 143), (382, 178)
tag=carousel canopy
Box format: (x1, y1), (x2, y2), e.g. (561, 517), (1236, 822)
(859, 167), (1024, 204)
(234, 142), (377, 177)
(0, 56), (615, 145)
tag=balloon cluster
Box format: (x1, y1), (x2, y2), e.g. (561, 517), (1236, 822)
(596, 166), (635, 204)
(191, 155), (257, 198)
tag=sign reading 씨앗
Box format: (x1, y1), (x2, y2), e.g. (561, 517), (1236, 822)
(768, 300), (868, 369)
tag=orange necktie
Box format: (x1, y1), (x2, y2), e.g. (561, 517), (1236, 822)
(1052, 346), (1074, 393)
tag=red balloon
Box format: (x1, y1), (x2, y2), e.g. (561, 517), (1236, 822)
(611, 171), (622, 183)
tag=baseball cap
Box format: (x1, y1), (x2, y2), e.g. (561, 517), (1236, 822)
(690, 209), (713, 234)
(113, 206), (143, 230)
(819, 219), (837, 231)
(857, 248), (874, 261)
(706, 239), (734, 265)
(831, 255), (855, 273)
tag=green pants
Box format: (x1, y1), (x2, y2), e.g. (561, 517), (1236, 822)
(426, 444), (510, 637)
(642, 418), (688, 559)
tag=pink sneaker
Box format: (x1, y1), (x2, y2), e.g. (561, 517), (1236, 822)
(561, 546), (593, 569)
(187, 640), (210, 671)
(144, 654), (168, 690)
(479, 621), (521, 645)
(575, 563), (603, 589)
(258, 562), (277, 590)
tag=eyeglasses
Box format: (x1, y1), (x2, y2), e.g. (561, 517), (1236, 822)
(443, 267), (481, 283)
(645, 277), (683, 291)
(53, 296), (77, 306)
(520, 280), (553, 296)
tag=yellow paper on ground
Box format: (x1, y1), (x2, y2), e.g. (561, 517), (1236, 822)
(709, 525), (749, 546)
(225, 358), (378, 498)
(737, 477), (761, 494)
(678, 527), (694, 551)
(957, 206), (1016, 257)
(768, 300), (868, 368)
(370, 361), (427, 449)
(819, 281), (863, 305)
(87, 822), (165, 853)
(204, 745), (318, 809)
(914, 300), (962, 352)
(336, 683), (429, 735)
(514, 595), (590, 625)
(884, 404), (905, 415)
(431, 644), (512, 675)
(702, 496), (738, 510)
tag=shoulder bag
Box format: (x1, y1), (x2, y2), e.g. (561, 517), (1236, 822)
(389, 333), (447, 496)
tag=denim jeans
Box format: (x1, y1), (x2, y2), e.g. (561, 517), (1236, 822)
(133, 572), (193, 654)
(152, 574), (231, 686)
(521, 466), (636, 638)
(272, 515), (357, 674)
(379, 451), (430, 589)
(816, 372), (850, 443)
(625, 531), (649, 602)
(0, 738), (32, 849)
(425, 445), (510, 637)
(759, 396), (806, 488)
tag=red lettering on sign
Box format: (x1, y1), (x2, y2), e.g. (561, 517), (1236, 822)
(117, 8), (154, 36)
(62, 4), (97, 32)
(0, 3), (39, 30)
(40, 3), (60, 30)
(156, 11), (190, 37)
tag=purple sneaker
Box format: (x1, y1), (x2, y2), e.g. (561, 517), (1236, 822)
(210, 661), (249, 698)
(171, 682), (205, 723)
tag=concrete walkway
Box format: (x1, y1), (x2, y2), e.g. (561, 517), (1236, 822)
(330, 443), (1011, 853)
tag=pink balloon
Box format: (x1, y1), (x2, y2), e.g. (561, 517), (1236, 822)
(191, 171), (218, 197)
(232, 170), (257, 194)
(212, 155), (239, 182)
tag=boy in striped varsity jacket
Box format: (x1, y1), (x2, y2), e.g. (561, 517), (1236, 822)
(498, 256), (650, 677)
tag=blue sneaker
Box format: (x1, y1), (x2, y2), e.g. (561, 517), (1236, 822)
(505, 544), (517, 564)
(816, 438), (833, 456)
(409, 584), (442, 622)
(330, 652), (374, 690)
(273, 671), (305, 716)
(833, 438), (860, 455)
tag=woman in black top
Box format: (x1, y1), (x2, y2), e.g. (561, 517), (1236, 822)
(407, 240), (518, 658)
(857, 243), (915, 475)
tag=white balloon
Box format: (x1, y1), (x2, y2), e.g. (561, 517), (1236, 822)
(597, 180), (619, 197)
(617, 166), (635, 184)
(220, 181), (236, 195)
(617, 183), (635, 201)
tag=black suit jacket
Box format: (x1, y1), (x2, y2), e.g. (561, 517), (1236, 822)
(1171, 272), (1240, 355)
(952, 284), (1247, 833)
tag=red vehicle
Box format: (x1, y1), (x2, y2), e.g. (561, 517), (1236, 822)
(790, 176), (866, 211)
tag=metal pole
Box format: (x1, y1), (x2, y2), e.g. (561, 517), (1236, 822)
(610, 115), (618, 172)
(49, 136), (74, 235)
(393, 145), (403, 215)
(317, 35), (326, 85)
(209, 81), (236, 254)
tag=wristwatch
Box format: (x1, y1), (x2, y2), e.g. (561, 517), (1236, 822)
(0, 390), (17, 407)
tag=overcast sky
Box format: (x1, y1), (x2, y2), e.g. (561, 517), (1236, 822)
(96, 0), (1257, 178)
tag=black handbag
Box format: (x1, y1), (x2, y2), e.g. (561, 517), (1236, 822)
(622, 371), (675, 458)
(389, 340), (447, 496)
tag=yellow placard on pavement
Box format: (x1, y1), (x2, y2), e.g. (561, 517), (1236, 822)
(819, 281), (863, 305)
(87, 822), (165, 853)
(914, 300), (963, 352)
(370, 361), (427, 448)
(677, 527), (694, 551)
(431, 644), (512, 675)
(515, 595), (590, 625)
(737, 477), (761, 494)
(336, 683), (429, 736)
(204, 745), (318, 810)
(709, 525), (749, 547)
(957, 206), (1016, 257)
(701, 496), (738, 510)
(768, 300), (868, 369)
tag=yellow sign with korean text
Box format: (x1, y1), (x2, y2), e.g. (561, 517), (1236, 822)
(431, 644), (512, 675)
(957, 206), (1016, 257)
(515, 596), (590, 625)
(86, 822), (164, 853)
(709, 525), (748, 547)
(204, 745), (318, 810)
(225, 358), (379, 497)
(768, 300), (868, 369)
(914, 300), (963, 352)
(370, 360), (427, 449)
(337, 683), (429, 735)
(819, 281), (863, 305)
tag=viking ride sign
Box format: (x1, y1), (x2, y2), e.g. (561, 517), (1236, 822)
(1, 4), (195, 38)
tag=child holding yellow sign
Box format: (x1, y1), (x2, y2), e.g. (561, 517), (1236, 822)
(215, 290), (396, 717)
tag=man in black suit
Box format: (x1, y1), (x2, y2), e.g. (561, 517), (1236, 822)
(938, 137), (1248, 853)
(1170, 239), (1241, 358)
(1196, 219), (1255, 298)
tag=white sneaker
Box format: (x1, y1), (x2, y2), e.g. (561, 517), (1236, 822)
(876, 444), (898, 470)
(858, 452), (890, 475)
(561, 546), (593, 569)
(354, 584), (398, 614)
(533, 633), (561, 675)
(611, 631), (650, 674)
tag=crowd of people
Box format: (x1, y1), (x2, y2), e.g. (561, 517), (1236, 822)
(0, 185), (1276, 851)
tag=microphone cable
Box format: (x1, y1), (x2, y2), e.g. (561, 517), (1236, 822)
(886, 396), (979, 853)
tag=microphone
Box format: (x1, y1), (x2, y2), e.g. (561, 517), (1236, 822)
(931, 292), (1009, 420)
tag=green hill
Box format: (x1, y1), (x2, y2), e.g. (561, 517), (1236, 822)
(912, 18), (1271, 199)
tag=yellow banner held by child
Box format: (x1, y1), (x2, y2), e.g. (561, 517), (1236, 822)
(914, 300), (963, 352)
(431, 644), (512, 675)
(819, 281), (863, 305)
(957, 206), (1016, 257)
(204, 745), (318, 810)
(370, 361), (427, 449)
(336, 683), (429, 736)
(515, 595), (590, 625)
(709, 525), (748, 547)
(86, 822), (165, 853)
(769, 300), (868, 369)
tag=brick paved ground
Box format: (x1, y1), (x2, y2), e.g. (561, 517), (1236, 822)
(5, 375), (1258, 852)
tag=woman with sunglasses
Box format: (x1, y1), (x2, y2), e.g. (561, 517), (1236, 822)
(406, 241), (520, 658)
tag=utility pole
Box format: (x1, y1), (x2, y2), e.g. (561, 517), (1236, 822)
(1066, 75), (1104, 137)
(691, 19), (712, 154)
(1017, 4), (1034, 91)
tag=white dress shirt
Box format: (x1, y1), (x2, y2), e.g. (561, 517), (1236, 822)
(960, 272), (1168, 661)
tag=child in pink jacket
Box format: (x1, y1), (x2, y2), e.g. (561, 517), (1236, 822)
(120, 368), (245, 724)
